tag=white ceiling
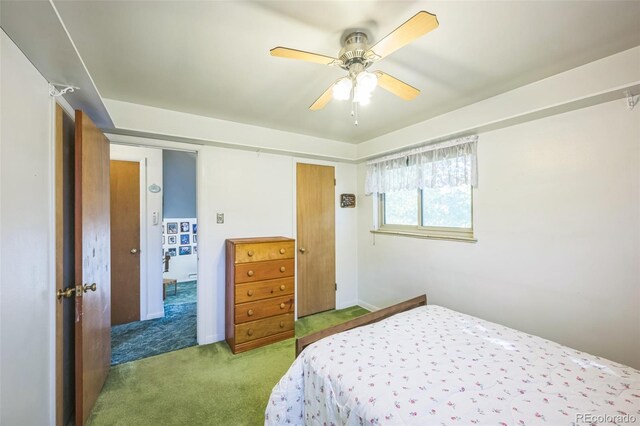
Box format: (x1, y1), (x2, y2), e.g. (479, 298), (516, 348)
(53, 1), (640, 143)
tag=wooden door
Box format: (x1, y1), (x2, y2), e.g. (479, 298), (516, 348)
(55, 105), (76, 426)
(296, 163), (336, 317)
(110, 160), (141, 325)
(75, 110), (112, 426)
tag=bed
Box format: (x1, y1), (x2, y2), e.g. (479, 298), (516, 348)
(265, 296), (640, 425)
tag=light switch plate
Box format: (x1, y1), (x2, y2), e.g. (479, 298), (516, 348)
(216, 213), (224, 224)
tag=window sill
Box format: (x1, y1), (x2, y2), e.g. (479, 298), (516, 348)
(370, 229), (477, 243)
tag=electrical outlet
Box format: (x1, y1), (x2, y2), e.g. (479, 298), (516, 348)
(216, 213), (224, 224)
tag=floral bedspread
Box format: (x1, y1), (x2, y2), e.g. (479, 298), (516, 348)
(265, 305), (640, 425)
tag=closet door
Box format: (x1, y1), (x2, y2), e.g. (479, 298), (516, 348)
(296, 163), (336, 317)
(110, 160), (141, 325)
(75, 110), (112, 426)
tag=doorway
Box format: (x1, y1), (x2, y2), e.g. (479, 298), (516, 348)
(109, 147), (198, 365)
(296, 163), (336, 317)
(110, 160), (141, 325)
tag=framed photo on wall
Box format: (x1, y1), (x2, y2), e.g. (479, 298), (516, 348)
(168, 235), (177, 245)
(180, 222), (190, 232)
(167, 248), (177, 257)
(193, 235), (197, 243)
(179, 246), (192, 256)
(167, 222), (178, 234)
(192, 223), (197, 234)
(180, 234), (190, 245)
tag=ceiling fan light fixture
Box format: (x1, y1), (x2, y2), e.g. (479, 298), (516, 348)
(271, 10), (438, 119)
(353, 85), (372, 105)
(356, 71), (378, 94)
(332, 77), (352, 101)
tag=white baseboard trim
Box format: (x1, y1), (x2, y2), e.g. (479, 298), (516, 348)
(199, 333), (224, 345)
(336, 299), (359, 310)
(145, 310), (164, 320)
(357, 300), (381, 312)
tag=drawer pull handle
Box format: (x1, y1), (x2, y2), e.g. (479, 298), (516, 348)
(280, 266), (286, 273)
(247, 250), (254, 257)
(279, 248), (285, 254)
(247, 270), (254, 277)
(279, 321), (285, 328)
(280, 284), (285, 291)
(247, 309), (254, 316)
(247, 289), (254, 296)
(270, 289), (274, 294)
(280, 303), (285, 309)
(247, 329), (254, 336)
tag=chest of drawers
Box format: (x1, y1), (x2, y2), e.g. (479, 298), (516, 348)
(225, 237), (295, 354)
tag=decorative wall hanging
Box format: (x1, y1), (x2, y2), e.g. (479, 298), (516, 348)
(340, 194), (356, 208)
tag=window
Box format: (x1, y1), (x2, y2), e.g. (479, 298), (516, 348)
(365, 135), (478, 241)
(378, 184), (473, 240)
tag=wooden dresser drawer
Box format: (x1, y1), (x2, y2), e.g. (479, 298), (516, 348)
(226, 236), (295, 354)
(235, 295), (294, 324)
(235, 241), (295, 264)
(235, 313), (294, 344)
(235, 278), (294, 304)
(234, 259), (294, 283)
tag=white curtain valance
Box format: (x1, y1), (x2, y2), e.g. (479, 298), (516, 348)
(364, 135), (478, 195)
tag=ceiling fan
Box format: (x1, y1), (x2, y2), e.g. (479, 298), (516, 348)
(270, 11), (439, 124)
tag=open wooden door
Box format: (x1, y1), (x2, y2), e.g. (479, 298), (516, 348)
(75, 110), (111, 425)
(296, 163), (336, 317)
(55, 104), (76, 426)
(110, 160), (141, 325)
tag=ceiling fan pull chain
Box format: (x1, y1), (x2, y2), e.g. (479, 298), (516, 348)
(354, 101), (359, 126)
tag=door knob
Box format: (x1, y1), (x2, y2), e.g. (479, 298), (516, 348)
(56, 287), (76, 300)
(130, 248), (138, 254)
(83, 283), (97, 293)
(299, 248), (306, 253)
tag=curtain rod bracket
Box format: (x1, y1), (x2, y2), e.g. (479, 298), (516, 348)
(49, 83), (78, 97)
(623, 90), (638, 110)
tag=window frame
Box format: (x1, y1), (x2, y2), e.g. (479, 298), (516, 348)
(375, 187), (476, 242)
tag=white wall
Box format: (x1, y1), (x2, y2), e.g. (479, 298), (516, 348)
(110, 144), (164, 320)
(0, 31), (55, 425)
(105, 99), (358, 161)
(196, 146), (359, 344)
(357, 99), (640, 369)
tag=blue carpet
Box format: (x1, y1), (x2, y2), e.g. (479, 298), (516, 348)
(111, 281), (197, 365)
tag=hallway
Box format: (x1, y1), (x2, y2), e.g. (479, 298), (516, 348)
(111, 281), (197, 365)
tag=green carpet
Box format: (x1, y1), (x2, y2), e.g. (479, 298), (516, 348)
(88, 305), (369, 426)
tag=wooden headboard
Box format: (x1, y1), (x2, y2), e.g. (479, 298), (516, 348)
(295, 294), (427, 357)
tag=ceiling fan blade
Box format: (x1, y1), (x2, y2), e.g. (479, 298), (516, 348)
(270, 47), (337, 65)
(375, 71), (420, 100)
(367, 11), (439, 60)
(309, 83), (336, 111)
